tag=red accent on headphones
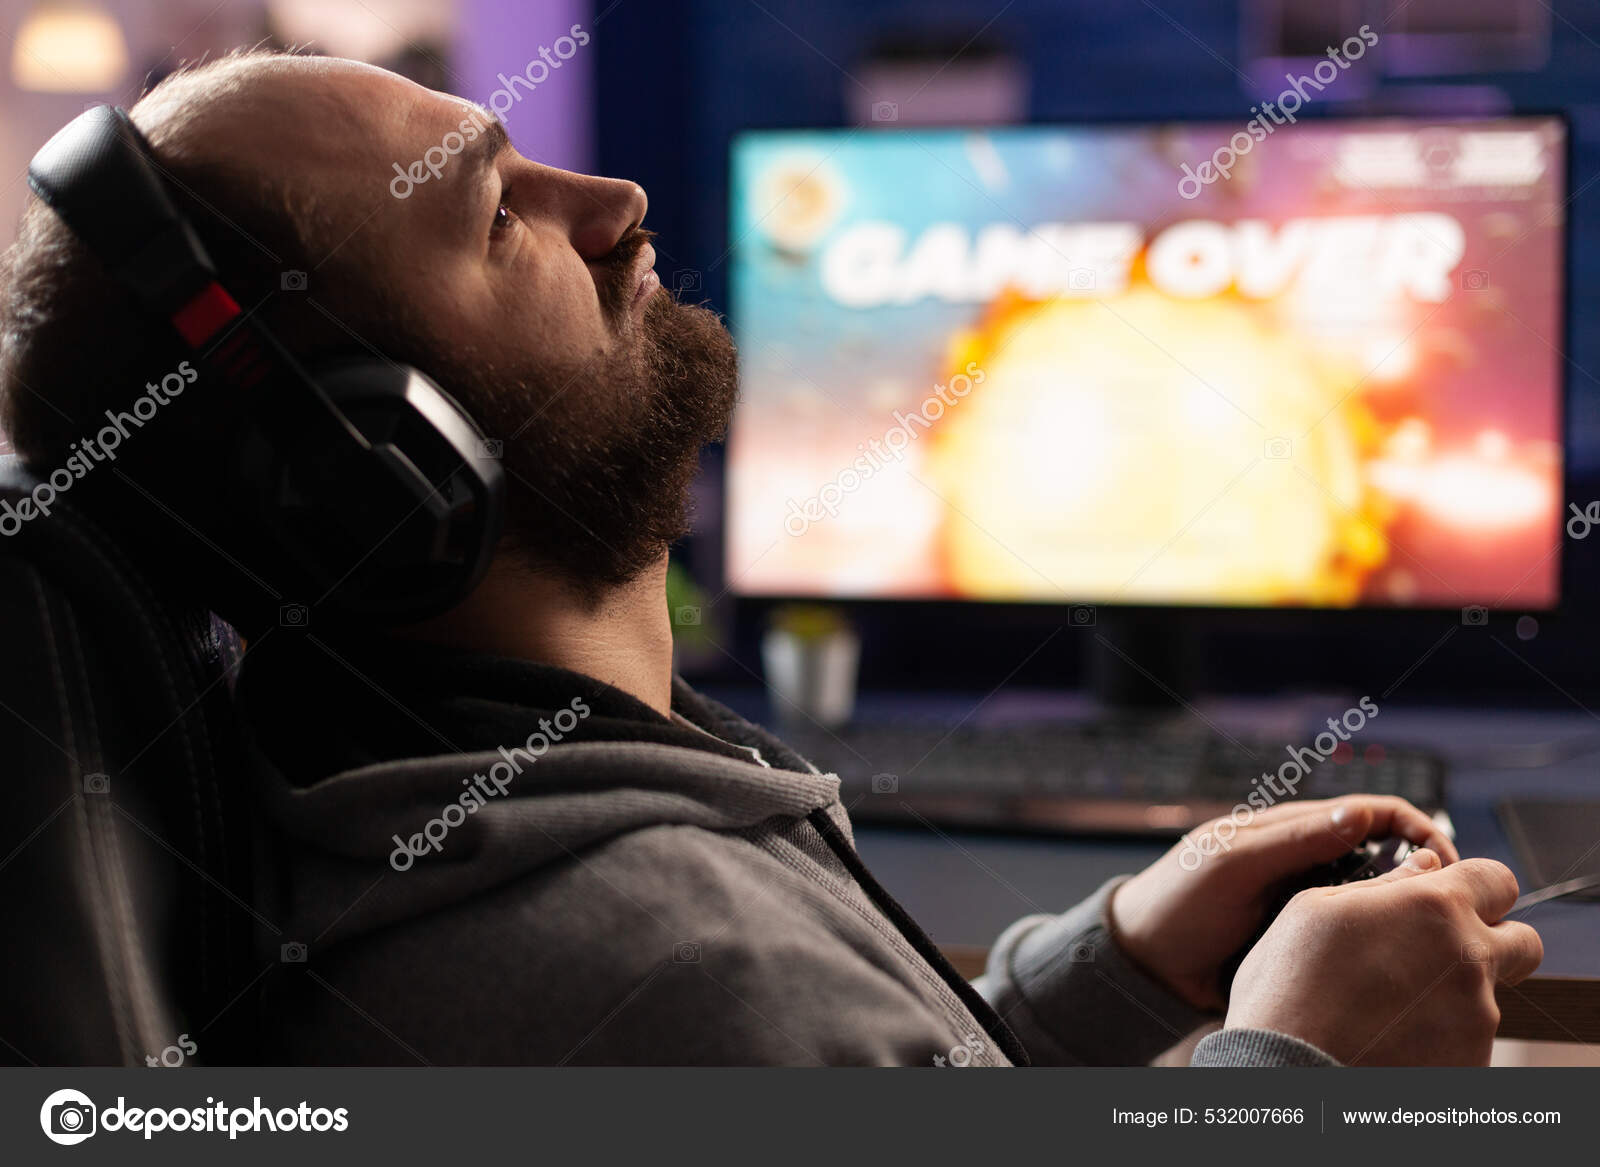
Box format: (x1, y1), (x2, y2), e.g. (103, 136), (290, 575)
(170, 281), (242, 346)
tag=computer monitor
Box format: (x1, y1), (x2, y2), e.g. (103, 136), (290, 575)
(724, 116), (1567, 611)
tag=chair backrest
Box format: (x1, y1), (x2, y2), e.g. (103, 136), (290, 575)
(0, 454), (258, 1065)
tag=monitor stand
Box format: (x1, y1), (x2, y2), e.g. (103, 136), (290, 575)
(1080, 615), (1320, 746)
(1085, 611), (1201, 716)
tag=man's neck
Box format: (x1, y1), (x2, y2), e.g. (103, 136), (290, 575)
(392, 553), (676, 717)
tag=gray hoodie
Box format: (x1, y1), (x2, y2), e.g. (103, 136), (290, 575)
(239, 639), (1333, 1067)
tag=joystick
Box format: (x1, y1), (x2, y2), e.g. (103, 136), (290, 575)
(1221, 836), (1417, 997)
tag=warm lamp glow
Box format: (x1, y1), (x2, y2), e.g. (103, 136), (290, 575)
(11, 1), (129, 93)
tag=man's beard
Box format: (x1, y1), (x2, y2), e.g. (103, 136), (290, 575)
(435, 231), (739, 598)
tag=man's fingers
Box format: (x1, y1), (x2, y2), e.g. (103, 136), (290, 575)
(1220, 795), (1455, 885)
(1437, 858), (1520, 925)
(1369, 846), (1441, 882)
(1224, 801), (1376, 882)
(1488, 920), (1544, 986)
(1350, 796), (1459, 864)
(1232, 795), (1457, 859)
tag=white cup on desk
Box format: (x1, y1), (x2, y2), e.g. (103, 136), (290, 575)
(761, 606), (860, 729)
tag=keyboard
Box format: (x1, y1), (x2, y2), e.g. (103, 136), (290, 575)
(782, 718), (1448, 836)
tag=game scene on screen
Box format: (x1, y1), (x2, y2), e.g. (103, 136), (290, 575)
(726, 118), (1566, 609)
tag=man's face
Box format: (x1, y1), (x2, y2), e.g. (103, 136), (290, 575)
(185, 58), (738, 593)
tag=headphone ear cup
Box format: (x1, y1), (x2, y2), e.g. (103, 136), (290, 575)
(252, 360), (504, 621)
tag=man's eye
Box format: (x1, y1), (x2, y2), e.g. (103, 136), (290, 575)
(491, 201), (514, 235)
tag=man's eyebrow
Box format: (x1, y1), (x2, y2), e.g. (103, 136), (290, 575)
(459, 116), (511, 186)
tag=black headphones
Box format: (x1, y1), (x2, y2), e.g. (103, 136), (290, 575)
(26, 105), (505, 624)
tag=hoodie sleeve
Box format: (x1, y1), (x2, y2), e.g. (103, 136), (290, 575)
(1190, 1028), (1340, 1066)
(973, 876), (1214, 1065)
(974, 876), (1342, 1067)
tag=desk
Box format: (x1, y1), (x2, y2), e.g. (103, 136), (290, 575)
(713, 689), (1600, 1043)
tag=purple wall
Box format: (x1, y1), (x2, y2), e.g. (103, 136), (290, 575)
(457, 0), (593, 174)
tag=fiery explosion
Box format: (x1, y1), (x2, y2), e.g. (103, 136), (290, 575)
(922, 287), (1394, 604)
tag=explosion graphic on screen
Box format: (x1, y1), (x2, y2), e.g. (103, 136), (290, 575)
(922, 288), (1391, 604)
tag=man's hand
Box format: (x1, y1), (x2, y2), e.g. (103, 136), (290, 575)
(1108, 795), (1459, 1011)
(1225, 850), (1542, 1064)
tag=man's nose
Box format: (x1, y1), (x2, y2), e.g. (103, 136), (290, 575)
(565, 173), (647, 260)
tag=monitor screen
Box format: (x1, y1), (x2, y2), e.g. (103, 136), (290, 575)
(724, 117), (1567, 609)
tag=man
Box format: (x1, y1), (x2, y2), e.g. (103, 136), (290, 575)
(0, 51), (1541, 1066)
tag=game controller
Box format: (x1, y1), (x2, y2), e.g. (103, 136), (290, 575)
(1221, 836), (1417, 997)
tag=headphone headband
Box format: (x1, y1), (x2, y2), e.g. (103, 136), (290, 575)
(29, 107), (218, 315)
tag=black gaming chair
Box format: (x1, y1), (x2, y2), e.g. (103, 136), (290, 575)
(0, 454), (260, 1065)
